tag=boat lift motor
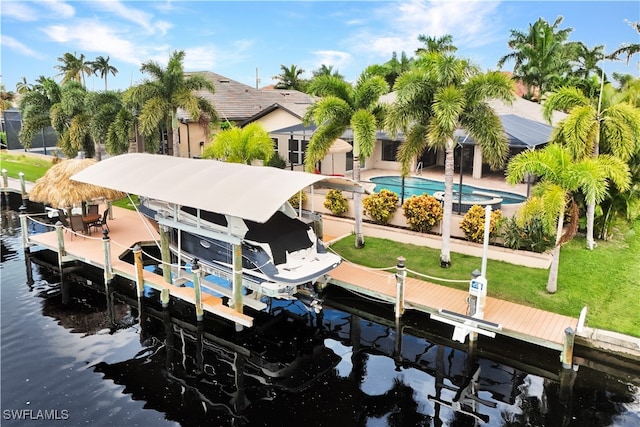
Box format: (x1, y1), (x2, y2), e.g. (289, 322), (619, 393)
(467, 273), (487, 319)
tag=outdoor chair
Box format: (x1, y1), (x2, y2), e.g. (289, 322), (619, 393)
(87, 204), (99, 215)
(69, 214), (87, 238)
(89, 208), (110, 233)
(57, 209), (70, 228)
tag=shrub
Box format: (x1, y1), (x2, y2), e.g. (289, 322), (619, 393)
(401, 194), (443, 233)
(266, 152), (287, 169)
(502, 216), (555, 253)
(363, 189), (399, 225)
(324, 189), (349, 216)
(459, 205), (503, 243)
(289, 190), (307, 210)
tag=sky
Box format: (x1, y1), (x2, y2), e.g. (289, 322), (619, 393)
(1, 0), (639, 93)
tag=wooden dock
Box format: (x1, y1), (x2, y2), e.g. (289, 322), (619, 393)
(25, 206), (254, 327)
(327, 261), (578, 351)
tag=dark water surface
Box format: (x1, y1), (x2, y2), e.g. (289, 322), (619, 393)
(1, 209), (639, 426)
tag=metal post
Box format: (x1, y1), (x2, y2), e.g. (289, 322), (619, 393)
(395, 256), (406, 318)
(192, 258), (204, 321)
(458, 144), (463, 214)
(481, 205), (492, 277)
(561, 327), (575, 369)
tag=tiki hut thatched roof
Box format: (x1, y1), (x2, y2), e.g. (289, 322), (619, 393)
(29, 158), (127, 208)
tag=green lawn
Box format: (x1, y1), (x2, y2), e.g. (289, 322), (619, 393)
(4, 151), (638, 337)
(330, 220), (640, 337)
(1, 152), (52, 182)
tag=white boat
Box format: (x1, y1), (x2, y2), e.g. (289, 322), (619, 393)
(72, 153), (365, 309)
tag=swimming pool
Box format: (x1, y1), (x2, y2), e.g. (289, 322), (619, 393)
(370, 176), (526, 205)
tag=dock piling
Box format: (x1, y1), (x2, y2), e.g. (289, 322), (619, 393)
(133, 245), (144, 298)
(561, 327), (575, 369)
(102, 229), (113, 285)
(192, 258), (204, 321)
(159, 224), (172, 284)
(395, 256), (406, 318)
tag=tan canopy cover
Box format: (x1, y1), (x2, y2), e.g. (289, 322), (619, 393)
(71, 153), (365, 223)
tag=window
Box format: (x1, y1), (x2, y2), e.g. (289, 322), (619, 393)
(381, 140), (400, 161)
(288, 138), (308, 165)
(272, 137), (278, 151)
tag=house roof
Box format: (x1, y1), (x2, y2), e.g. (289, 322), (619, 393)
(181, 71), (315, 122)
(71, 153), (365, 223)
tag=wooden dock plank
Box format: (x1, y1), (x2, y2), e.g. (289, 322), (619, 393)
(327, 262), (577, 349)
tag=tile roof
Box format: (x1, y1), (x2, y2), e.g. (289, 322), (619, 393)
(182, 71), (314, 122)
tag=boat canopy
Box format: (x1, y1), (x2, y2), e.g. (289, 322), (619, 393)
(71, 153), (366, 223)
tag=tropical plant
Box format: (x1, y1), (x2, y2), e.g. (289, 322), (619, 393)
(324, 189), (349, 216)
(85, 91), (123, 160)
(497, 16), (574, 99)
(18, 77), (61, 149)
(128, 50), (218, 156)
(0, 85), (14, 113)
(311, 64), (344, 80)
(304, 71), (389, 247)
(386, 52), (514, 267)
(459, 205), (502, 243)
(415, 34), (457, 55)
(501, 215), (555, 253)
(90, 56), (118, 91)
(608, 20), (640, 64)
(568, 42), (605, 80)
(49, 80), (93, 158)
(543, 85), (640, 249)
(202, 122), (274, 165)
(266, 152), (287, 169)
(273, 64), (307, 91)
(362, 189), (399, 225)
(55, 52), (93, 86)
(401, 194), (443, 233)
(507, 143), (630, 293)
(15, 77), (33, 94)
(288, 190), (307, 210)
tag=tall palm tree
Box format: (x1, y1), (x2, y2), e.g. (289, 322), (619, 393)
(15, 77), (33, 94)
(608, 20), (640, 64)
(90, 56), (119, 91)
(273, 64), (306, 91)
(415, 34), (457, 55)
(311, 64), (344, 80)
(18, 77), (61, 149)
(55, 52), (93, 87)
(543, 85), (640, 249)
(569, 42), (605, 80)
(86, 90), (123, 160)
(386, 52), (514, 267)
(498, 16), (573, 100)
(201, 122), (274, 165)
(507, 144), (630, 293)
(128, 50), (218, 156)
(49, 81), (93, 158)
(304, 73), (389, 248)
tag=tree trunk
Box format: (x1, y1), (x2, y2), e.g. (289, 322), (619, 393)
(352, 154), (364, 248)
(440, 140), (454, 267)
(546, 244), (560, 294)
(585, 203), (596, 250)
(171, 125), (179, 157)
(547, 207), (565, 293)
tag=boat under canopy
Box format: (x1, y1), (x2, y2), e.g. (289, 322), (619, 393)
(71, 153), (365, 223)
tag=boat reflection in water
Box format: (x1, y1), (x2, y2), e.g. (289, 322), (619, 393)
(21, 249), (640, 426)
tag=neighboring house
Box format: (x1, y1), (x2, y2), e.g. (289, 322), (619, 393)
(2, 108), (57, 153)
(175, 72), (315, 159)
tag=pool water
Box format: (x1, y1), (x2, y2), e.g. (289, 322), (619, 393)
(370, 175), (526, 204)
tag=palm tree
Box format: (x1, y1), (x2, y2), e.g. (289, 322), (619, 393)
(608, 20), (640, 64)
(86, 90), (123, 160)
(569, 42), (605, 80)
(55, 52), (93, 86)
(128, 50), (218, 157)
(415, 34), (457, 55)
(497, 16), (573, 100)
(201, 122), (274, 165)
(386, 52), (515, 267)
(312, 64), (344, 80)
(304, 73), (389, 248)
(90, 56), (119, 91)
(507, 144), (630, 293)
(49, 81), (93, 158)
(273, 64), (306, 91)
(543, 85), (640, 249)
(15, 77), (33, 94)
(0, 85), (14, 114)
(18, 77), (61, 149)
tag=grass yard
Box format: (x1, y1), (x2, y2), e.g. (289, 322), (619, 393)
(330, 220), (640, 338)
(1, 152), (52, 182)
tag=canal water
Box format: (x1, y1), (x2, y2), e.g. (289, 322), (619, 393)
(1, 207), (639, 426)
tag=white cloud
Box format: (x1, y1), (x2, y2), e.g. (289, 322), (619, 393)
(42, 19), (146, 66)
(183, 46), (219, 71)
(1, 2), (39, 21)
(346, 0), (503, 61)
(310, 50), (352, 72)
(90, 0), (171, 35)
(0, 35), (46, 59)
(40, 0), (75, 19)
